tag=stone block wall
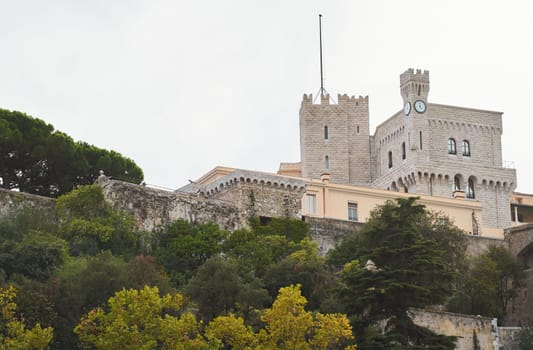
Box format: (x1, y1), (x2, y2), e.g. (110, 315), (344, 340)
(498, 327), (522, 350)
(100, 180), (242, 231)
(304, 216), (363, 255)
(299, 93), (371, 185)
(427, 105), (503, 168)
(0, 188), (55, 221)
(410, 309), (496, 350)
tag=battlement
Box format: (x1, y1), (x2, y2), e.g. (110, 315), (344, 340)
(301, 93), (331, 105)
(400, 68), (430, 86)
(301, 93), (368, 106)
(337, 94), (368, 105)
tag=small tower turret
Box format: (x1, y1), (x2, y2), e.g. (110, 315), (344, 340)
(400, 68), (430, 103)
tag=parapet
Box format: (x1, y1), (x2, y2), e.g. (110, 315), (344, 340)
(400, 68), (430, 86)
(337, 94), (369, 105)
(301, 93), (368, 106)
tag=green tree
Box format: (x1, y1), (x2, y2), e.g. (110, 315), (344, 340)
(0, 285), (53, 350)
(519, 327), (533, 350)
(126, 255), (173, 295)
(155, 219), (228, 287)
(0, 231), (68, 282)
(252, 217), (311, 243)
(0, 207), (67, 282)
(448, 245), (526, 323)
(49, 252), (131, 349)
(185, 256), (270, 320)
(332, 198), (457, 349)
(223, 228), (305, 280)
(0, 108), (143, 197)
(55, 185), (137, 257)
(75, 286), (208, 350)
(263, 238), (331, 310)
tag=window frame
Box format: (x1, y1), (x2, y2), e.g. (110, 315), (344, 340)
(466, 178), (475, 199)
(305, 194), (317, 214)
(461, 140), (470, 157)
(448, 138), (457, 155)
(348, 202), (358, 222)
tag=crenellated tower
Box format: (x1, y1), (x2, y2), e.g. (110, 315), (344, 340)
(299, 93), (372, 185)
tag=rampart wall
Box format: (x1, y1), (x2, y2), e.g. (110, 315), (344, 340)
(0, 188), (55, 220)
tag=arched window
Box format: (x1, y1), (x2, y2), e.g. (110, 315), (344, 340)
(325, 155), (330, 170)
(448, 138), (457, 154)
(453, 176), (461, 192)
(388, 151), (393, 168)
(402, 142), (406, 160)
(466, 177), (475, 199)
(462, 140), (470, 156)
(324, 126), (328, 140)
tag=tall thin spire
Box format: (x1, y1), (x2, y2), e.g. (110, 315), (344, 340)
(319, 14), (325, 96)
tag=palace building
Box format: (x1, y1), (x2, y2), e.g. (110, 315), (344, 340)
(278, 68), (517, 236)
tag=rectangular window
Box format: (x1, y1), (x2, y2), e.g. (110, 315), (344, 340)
(419, 131), (423, 150)
(305, 194), (316, 214)
(348, 202), (358, 222)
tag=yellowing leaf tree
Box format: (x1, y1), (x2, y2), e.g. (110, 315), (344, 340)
(74, 286), (208, 350)
(205, 284), (356, 349)
(0, 285), (53, 350)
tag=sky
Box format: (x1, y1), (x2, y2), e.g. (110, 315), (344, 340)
(1, 1), (533, 192)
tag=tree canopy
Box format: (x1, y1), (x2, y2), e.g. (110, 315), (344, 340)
(0, 108), (143, 197)
(0, 285), (53, 350)
(330, 197), (459, 349)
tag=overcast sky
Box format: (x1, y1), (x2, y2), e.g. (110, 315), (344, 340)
(2, 1), (532, 192)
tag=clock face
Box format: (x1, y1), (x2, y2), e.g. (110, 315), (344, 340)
(404, 102), (411, 116)
(414, 100), (427, 113)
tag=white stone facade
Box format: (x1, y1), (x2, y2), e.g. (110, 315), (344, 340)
(299, 68), (517, 230)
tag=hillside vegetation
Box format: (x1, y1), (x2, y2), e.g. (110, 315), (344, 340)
(0, 185), (526, 349)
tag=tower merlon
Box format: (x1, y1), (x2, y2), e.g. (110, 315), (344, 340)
(400, 68), (430, 86)
(337, 94), (369, 105)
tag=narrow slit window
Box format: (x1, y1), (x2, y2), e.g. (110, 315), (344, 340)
(402, 142), (406, 160)
(324, 126), (328, 140)
(325, 155), (330, 170)
(388, 151), (393, 168)
(419, 131), (423, 150)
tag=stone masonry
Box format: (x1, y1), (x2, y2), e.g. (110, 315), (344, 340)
(300, 93), (372, 186)
(299, 68), (517, 229)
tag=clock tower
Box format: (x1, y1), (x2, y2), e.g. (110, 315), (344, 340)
(400, 68), (430, 116)
(398, 68), (431, 158)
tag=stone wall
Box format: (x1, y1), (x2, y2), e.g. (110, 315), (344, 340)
(304, 216), (363, 255)
(299, 93), (372, 185)
(410, 309), (496, 350)
(498, 327), (522, 350)
(100, 180), (242, 231)
(0, 188), (55, 220)
(464, 235), (506, 257)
